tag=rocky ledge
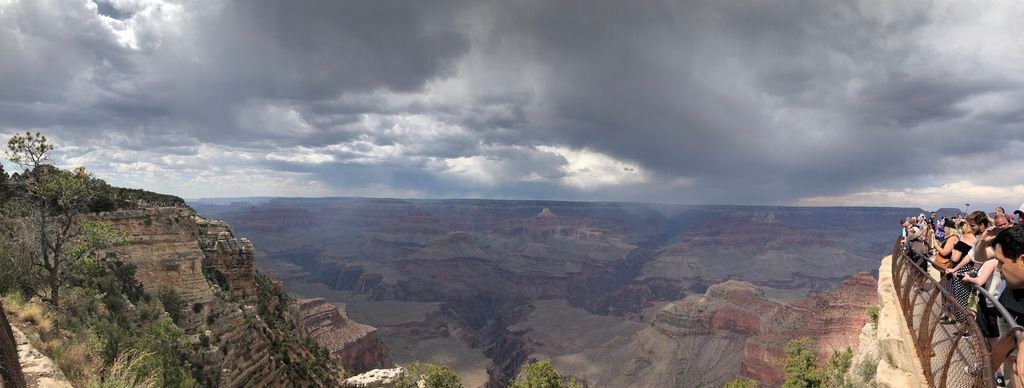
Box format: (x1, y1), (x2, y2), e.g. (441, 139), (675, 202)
(11, 325), (72, 388)
(292, 298), (392, 373)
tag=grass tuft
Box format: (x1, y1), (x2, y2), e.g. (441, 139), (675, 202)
(16, 302), (53, 333)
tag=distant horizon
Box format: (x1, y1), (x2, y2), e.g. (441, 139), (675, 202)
(184, 195), (983, 213)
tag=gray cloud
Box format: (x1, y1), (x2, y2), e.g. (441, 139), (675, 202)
(1, 0), (1022, 209)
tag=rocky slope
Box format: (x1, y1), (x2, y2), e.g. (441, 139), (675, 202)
(83, 206), (388, 386)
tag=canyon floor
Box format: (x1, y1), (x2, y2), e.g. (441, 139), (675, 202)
(194, 197), (906, 387)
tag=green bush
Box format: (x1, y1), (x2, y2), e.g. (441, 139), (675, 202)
(510, 360), (579, 388)
(397, 362), (463, 388)
(824, 347), (854, 388)
(133, 319), (197, 388)
(866, 305), (880, 330)
(724, 378), (759, 388)
(858, 356), (878, 385)
(782, 337), (823, 388)
(155, 287), (185, 325)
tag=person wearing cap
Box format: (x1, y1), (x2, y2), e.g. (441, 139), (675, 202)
(1014, 210), (1024, 225)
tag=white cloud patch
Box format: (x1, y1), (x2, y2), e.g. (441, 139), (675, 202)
(536, 146), (649, 189)
(796, 181), (1024, 211)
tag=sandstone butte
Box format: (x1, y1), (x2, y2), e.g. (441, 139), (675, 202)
(77, 206), (391, 386)
(653, 272), (878, 385)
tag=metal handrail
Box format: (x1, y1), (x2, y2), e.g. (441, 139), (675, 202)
(892, 240), (995, 387)
(919, 252), (1024, 342)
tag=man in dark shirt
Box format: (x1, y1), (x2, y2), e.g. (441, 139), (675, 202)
(988, 224), (1024, 385)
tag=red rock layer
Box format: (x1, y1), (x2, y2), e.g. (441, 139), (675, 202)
(653, 272), (878, 385)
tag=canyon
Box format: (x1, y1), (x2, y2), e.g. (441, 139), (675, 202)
(191, 197), (908, 387)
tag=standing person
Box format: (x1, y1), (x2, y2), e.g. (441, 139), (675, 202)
(962, 255), (1005, 383)
(946, 211), (991, 326)
(936, 219), (961, 323)
(1014, 210), (1024, 225)
(901, 218), (910, 251)
(980, 224), (1024, 386)
(935, 216), (947, 246)
(907, 219), (931, 274)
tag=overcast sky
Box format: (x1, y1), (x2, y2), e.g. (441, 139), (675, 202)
(1, 0), (1023, 211)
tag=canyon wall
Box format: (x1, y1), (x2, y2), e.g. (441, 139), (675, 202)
(650, 272), (878, 385)
(291, 298), (392, 373)
(86, 207), (354, 387)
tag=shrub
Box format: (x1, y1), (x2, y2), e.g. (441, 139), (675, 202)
(724, 378), (759, 388)
(824, 347), (853, 388)
(513, 360), (562, 388)
(397, 362), (463, 388)
(16, 302), (52, 333)
(866, 305), (880, 330)
(858, 355), (878, 384)
(155, 287), (185, 325)
(90, 350), (158, 388)
(782, 337), (823, 388)
(133, 318), (197, 387)
(49, 331), (104, 384)
(509, 360), (580, 388)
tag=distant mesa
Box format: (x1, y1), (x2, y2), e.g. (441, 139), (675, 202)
(750, 212), (778, 223)
(535, 207), (558, 218)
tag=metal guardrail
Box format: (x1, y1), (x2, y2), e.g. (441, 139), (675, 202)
(892, 240), (995, 387)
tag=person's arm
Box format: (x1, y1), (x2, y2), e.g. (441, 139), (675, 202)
(962, 259), (997, 285)
(946, 248), (973, 274)
(936, 236), (958, 257)
(974, 227), (998, 262)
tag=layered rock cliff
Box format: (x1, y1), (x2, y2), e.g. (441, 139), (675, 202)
(292, 298), (392, 373)
(650, 272), (878, 384)
(85, 207), (348, 387)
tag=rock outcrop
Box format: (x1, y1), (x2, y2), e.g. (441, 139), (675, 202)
(10, 325), (72, 388)
(292, 298), (392, 373)
(87, 207), (344, 387)
(342, 367), (405, 387)
(196, 217), (257, 301)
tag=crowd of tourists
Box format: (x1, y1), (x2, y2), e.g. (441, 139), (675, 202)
(900, 206), (1024, 386)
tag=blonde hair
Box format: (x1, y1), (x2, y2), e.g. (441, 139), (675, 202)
(946, 226), (961, 239)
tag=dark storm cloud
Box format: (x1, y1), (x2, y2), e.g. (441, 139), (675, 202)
(1, 0), (1022, 206)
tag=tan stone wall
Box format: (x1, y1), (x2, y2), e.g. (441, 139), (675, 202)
(875, 254), (927, 388)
